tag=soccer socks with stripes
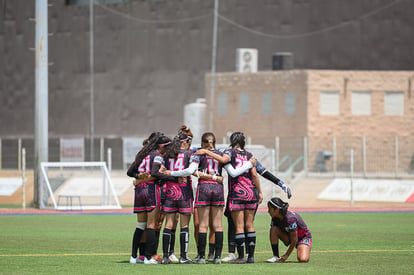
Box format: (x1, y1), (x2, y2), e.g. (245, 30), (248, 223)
(197, 232), (207, 258)
(246, 231), (256, 259)
(235, 233), (245, 259)
(131, 227), (144, 258)
(271, 243), (279, 257)
(162, 228), (172, 258)
(169, 229), (176, 256)
(214, 231), (224, 259)
(180, 227), (189, 259)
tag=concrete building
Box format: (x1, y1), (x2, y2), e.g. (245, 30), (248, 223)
(206, 70), (414, 174)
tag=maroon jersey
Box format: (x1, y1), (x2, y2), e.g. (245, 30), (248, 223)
(138, 150), (163, 185)
(163, 149), (198, 200)
(272, 210), (312, 241)
(223, 148), (256, 201)
(198, 149), (224, 184)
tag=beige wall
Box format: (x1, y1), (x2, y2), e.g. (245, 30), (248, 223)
(307, 70), (414, 137)
(206, 71), (308, 146)
(206, 70), (414, 173)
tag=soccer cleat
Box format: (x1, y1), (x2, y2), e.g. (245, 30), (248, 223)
(230, 257), (246, 264)
(129, 256), (137, 264)
(194, 257), (206, 264)
(221, 253), (236, 262)
(266, 256), (280, 263)
(169, 253), (179, 263)
(246, 257), (254, 264)
(208, 253), (215, 262)
(193, 254), (201, 261)
(162, 256), (171, 264)
(213, 258), (222, 264)
(179, 256), (193, 264)
(144, 257), (159, 265)
(136, 256), (145, 264)
(153, 254), (162, 263)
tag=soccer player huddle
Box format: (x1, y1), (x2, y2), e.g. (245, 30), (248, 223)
(127, 125), (311, 265)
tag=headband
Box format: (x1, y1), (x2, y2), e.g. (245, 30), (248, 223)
(269, 199), (282, 209)
(158, 141), (171, 147)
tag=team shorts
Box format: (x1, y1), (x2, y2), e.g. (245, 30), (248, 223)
(297, 237), (312, 248)
(228, 199), (258, 211)
(194, 182), (225, 208)
(133, 182), (160, 213)
(162, 199), (193, 215)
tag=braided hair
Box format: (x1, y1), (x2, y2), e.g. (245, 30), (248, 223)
(134, 133), (169, 165)
(230, 131), (245, 149)
(164, 132), (189, 159)
(268, 197), (289, 216)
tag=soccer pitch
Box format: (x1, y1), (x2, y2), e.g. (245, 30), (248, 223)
(0, 212), (413, 274)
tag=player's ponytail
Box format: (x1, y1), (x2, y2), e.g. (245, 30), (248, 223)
(268, 197), (289, 216)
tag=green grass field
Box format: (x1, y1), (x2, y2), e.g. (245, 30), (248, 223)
(1, 212), (413, 274)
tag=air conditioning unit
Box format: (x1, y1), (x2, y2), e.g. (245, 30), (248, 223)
(236, 48), (258, 73)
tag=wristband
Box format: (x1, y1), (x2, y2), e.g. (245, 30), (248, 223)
(212, 175), (217, 181)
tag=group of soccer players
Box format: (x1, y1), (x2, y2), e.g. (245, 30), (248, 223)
(127, 125), (312, 265)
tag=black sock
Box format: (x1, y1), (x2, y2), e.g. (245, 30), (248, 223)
(208, 243), (215, 257)
(246, 231), (256, 258)
(131, 227), (144, 258)
(162, 228), (172, 258)
(227, 216), (236, 253)
(180, 227), (189, 259)
(169, 229), (176, 256)
(155, 230), (160, 254)
(271, 243), (279, 257)
(235, 233), (245, 259)
(145, 228), (156, 259)
(198, 232), (207, 258)
(214, 231), (223, 259)
(139, 242), (146, 256)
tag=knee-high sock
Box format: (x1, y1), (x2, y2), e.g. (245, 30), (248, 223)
(246, 231), (256, 258)
(180, 227), (189, 258)
(169, 229), (176, 255)
(227, 216), (236, 253)
(162, 228), (172, 258)
(272, 243), (279, 257)
(145, 228), (156, 258)
(155, 230), (160, 254)
(139, 242), (146, 256)
(214, 231), (223, 259)
(234, 233), (245, 259)
(208, 243), (215, 257)
(197, 232), (207, 258)
(131, 227), (144, 258)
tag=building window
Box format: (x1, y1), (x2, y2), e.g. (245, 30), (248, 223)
(352, 91), (371, 115)
(217, 93), (227, 116)
(262, 92), (272, 115)
(320, 91), (339, 115)
(385, 91), (404, 115)
(285, 92), (296, 115)
(240, 92), (249, 115)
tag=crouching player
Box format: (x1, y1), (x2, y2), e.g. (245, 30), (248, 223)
(266, 197), (312, 263)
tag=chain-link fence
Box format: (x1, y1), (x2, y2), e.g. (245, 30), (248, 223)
(1, 136), (414, 177)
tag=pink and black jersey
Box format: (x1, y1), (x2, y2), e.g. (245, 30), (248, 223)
(163, 149), (199, 200)
(198, 149), (224, 184)
(223, 148), (256, 201)
(138, 150), (163, 184)
(272, 210), (312, 240)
